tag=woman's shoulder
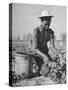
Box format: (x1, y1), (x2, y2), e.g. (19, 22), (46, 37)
(49, 28), (54, 33)
(33, 26), (40, 33)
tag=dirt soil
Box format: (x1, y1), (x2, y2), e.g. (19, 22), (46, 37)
(15, 76), (56, 86)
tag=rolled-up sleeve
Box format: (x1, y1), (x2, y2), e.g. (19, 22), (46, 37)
(33, 29), (38, 49)
(50, 31), (55, 47)
(50, 31), (54, 40)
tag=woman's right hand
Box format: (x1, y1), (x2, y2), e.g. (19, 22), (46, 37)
(43, 55), (49, 65)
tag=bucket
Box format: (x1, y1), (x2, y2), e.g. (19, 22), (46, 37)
(13, 53), (32, 78)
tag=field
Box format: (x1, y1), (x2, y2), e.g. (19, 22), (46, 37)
(9, 40), (66, 86)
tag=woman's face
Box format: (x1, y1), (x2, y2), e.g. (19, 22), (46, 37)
(41, 17), (51, 29)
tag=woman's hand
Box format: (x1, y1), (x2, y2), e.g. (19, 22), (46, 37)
(43, 55), (49, 65)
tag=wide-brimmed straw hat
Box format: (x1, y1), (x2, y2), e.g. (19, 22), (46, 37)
(38, 10), (53, 18)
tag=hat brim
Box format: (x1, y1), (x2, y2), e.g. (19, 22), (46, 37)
(38, 16), (54, 19)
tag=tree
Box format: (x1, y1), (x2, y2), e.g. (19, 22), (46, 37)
(26, 33), (32, 41)
(61, 33), (66, 41)
(17, 35), (20, 41)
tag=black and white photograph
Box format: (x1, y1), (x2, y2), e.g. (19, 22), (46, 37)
(9, 3), (66, 87)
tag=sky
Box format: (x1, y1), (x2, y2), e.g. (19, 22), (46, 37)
(12, 3), (66, 40)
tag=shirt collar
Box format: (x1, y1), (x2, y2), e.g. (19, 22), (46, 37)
(39, 25), (49, 32)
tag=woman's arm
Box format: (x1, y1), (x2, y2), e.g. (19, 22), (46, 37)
(32, 48), (49, 64)
(32, 29), (49, 64)
(50, 32), (55, 48)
